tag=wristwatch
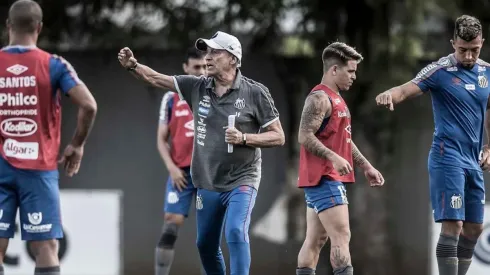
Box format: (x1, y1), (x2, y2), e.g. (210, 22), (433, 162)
(242, 133), (247, 145)
(127, 63), (138, 71)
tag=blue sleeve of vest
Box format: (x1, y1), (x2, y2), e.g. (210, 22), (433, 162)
(167, 96), (174, 123)
(49, 55), (83, 96)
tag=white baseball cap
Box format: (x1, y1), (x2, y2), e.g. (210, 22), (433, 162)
(195, 31), (242, 67)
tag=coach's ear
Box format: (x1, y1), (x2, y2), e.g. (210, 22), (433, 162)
(182, 62), (188, 74)
(332, 65), (338, 76)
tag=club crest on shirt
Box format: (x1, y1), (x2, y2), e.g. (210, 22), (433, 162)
(234, 98), (245, 109)
(478, 75), (488, 88)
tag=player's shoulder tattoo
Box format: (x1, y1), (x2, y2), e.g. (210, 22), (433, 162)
(300, 91), (330, 131)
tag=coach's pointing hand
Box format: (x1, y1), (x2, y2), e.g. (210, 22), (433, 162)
(225, 127), (243, 145)
(118, 47), (137, 69)
(375, 91), (394, 111)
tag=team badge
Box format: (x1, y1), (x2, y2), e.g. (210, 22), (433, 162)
(478, 75), (488, 88)
(234, 98), (245, 109)
(450, 194), (462, 209)
(196, 194), (203, 210)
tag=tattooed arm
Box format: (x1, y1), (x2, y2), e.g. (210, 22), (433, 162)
(351, 141), (373, 170)
(298, 91), (336, 159)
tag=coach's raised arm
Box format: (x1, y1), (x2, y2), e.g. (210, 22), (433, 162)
(117, 47), (198, 102)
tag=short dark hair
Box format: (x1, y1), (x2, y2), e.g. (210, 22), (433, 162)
(322, 42), (363, 72)
(454, 15), (482, 42)
(185, 47), (205, 63)
(8, 0), (43, 34)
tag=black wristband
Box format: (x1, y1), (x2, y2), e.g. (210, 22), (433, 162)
(127, 63), (138, 71)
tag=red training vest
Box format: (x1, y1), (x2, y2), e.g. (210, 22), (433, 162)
(0, 48), (62, 170)
(161, 92), (193, 168)
(297, 84), (355, 187)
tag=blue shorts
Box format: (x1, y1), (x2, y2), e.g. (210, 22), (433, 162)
(163, 167), (196, 217)
(0, 157), (63, 241)
(429, 163), (485, 223)
(303, 177), (349, 214)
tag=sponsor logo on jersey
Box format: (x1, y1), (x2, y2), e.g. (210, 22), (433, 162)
(1, 118), (37, 137)
(0, 76), (36, 89)
(0, 93), (37, 106)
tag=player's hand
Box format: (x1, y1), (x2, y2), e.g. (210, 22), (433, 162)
(58, 144), (84, 177)
(479, 144), (490, 171)
(118, 47), (137, 69)
(363, 166), (385, 187)
(331, 154), (353, 176)
(375, 91), (394, 111)
(225, 127), (243, 145)
(169, 165), (188, 192)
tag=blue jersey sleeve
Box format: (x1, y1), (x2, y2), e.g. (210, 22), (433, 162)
(411, 63), (441, 93)
(159, 92), (175, 124)
(49, 55), (83, 95)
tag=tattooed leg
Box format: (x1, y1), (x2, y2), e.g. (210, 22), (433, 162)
(317, 204), (353, 274)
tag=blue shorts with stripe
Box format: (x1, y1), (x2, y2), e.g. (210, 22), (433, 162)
(303, 177), (349, 214)
(0, 156), (63, 241)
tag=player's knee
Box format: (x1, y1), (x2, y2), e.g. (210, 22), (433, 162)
(463, 223), (484, 239)
(28, 240), (59, 258)
(329, 224), (351, 245)
(441, 220), (463, 237)
(225, 225), (247, 244)
(315, 232), (328, 249)
(157, 223), (180, 249)
(164, 213), (185, 226)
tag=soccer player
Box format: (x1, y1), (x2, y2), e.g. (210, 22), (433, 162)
(118, 31), (285, 275)
(155, 47), (206, 275)
(0, 1), (97, 275)
(375, 15), (488, 275)
(296, 42), (385, 275)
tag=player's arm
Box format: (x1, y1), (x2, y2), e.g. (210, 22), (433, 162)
(481, 98), (490, 170)
(351, 141), (372, 170)
(52, 55), (97, 147)
(157, 94), (178, 170)
(157, 124), (177, 169)
(376, 82), (424, 110)
(376, 63), (439, 110)
(297, 91), (337, 160)
(240, 85), (285, 148)
(67, 85), (97, 147)
(486, 97), (490, 144)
